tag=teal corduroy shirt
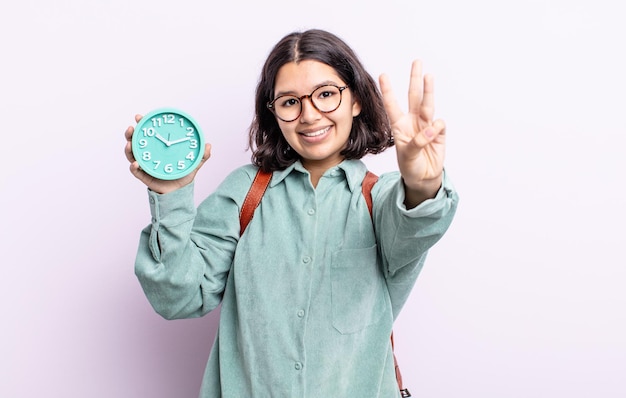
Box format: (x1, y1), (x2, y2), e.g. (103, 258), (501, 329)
(135, 159), (458, 397)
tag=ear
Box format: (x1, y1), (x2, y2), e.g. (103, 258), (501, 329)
(351, 98), (362, 117)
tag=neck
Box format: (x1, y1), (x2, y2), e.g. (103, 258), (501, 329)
(301, 158), (344, 188)
(306, 166), (325, 188)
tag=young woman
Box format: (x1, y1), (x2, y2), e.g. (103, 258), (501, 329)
(125, 29), (458, 398)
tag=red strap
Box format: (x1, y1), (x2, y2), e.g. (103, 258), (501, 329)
(239, 169), (272, 235)
(392, 332), (408, 393)
(361, 171), (378, 217)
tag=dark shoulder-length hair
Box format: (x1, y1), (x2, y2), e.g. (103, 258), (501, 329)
(248, 29), (393, 172)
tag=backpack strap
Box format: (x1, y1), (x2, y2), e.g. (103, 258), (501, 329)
(392, 333), (411, 396)
(238, 168), (410, 396)
(239, 169), (272, 235)
(362, 170), (378, 217)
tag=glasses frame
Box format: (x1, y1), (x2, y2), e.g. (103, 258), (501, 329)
(267, 84), (349, 122)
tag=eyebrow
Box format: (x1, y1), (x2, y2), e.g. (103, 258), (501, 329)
(274, 80), (343, 98)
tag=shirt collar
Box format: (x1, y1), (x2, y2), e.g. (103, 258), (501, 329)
(269, 159), (368, 193)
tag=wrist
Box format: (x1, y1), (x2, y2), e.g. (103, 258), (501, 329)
(402, 175), (442, 209)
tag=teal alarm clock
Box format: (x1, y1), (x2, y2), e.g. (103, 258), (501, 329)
(132, 108), (205, 180)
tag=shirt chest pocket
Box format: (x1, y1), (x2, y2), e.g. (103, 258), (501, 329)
(330, 245), (388, 334)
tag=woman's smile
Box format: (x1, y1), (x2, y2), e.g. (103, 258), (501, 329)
(299, 126), (331, 139)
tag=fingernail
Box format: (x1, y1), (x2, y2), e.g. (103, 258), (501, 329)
(424, 128), (434, 138)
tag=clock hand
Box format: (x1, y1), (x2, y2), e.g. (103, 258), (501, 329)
(168, 137), (192, 145)
(155, 133), (172, 146)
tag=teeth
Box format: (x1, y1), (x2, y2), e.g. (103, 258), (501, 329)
(302, 127), (330, 137)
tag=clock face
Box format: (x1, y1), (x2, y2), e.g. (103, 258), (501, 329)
(131, 108), (205, 180)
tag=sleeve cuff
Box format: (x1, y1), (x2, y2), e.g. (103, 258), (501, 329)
(395, 170), (456, 218)
(147, 182), (196, 228)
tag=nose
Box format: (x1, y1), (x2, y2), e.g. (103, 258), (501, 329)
(299, 96), (322, 124)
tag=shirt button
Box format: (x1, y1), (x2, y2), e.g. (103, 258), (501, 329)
(151, 217), (157, 223)
(297, 310), (305, 318)
(307, 208), (315, 215)
(302, 256), (311, 264)
(149, 197), (155, 204)
(294, 362), (303, 370)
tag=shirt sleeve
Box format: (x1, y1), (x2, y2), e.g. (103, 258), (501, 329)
(372, 170), (459, 318)
(134, 167), (254, 320)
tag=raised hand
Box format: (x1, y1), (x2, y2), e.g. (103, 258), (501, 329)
(379, 60), (446, 207)
(124, 114), (212, 194)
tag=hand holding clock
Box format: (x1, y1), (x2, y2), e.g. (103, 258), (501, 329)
(124, 111), (212, 194)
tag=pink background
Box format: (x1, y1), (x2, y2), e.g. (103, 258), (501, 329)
(2, 0), (625, 396)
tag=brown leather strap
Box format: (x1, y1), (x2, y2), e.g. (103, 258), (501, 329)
(392, 332), (410, 395)
(239, 169), (272, 235)
(361, 170), (378, 216)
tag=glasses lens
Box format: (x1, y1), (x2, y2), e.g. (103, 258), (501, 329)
(311, 85), (342, 112)
(273, 95), (301, 122)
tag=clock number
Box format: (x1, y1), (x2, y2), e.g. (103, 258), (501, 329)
(142, 127), (155, 137)
(164, 163), (173, 173)
(142, 151), (151, 161)
(153, 160), (161, 169)
(163, 114), (175, 124)
(186, 127), (195, 136)
(190, 139), (198, 149)
(185, 152), (195, 161)
(179, 118), (185, 127)
(139, 139), (148, 149)
(177, 160), (185, 170)
(151, 118), (162, 127)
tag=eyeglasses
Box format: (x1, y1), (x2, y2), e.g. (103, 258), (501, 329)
(267, 84), (349, 122)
